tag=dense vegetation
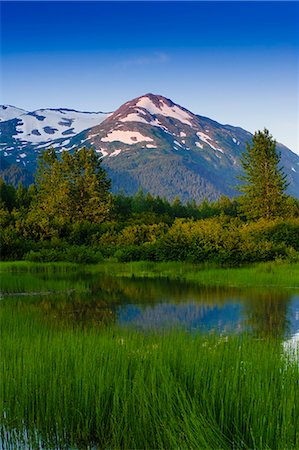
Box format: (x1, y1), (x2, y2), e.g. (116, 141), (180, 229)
(1, 131), (299, 264)
(1, 127), (299, 449)
(1, 308), (298, 449)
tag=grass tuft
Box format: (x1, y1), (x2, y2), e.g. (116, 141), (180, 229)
(1, 310), (298, 449)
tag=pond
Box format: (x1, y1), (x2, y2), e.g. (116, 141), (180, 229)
(1, 267), (299, 341)
(1, 265), (299, 449)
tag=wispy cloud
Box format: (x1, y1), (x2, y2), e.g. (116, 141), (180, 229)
(117, 52), (170, 68)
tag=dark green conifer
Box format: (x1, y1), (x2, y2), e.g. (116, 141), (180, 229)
(238, 129), (288, 220)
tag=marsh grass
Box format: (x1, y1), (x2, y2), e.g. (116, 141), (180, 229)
(0, 263), (90, 295)
(1, 261), (298, 448)
(1, 305), (298, 449)
(88, 260), (299, 289)
(0, 261), (79, 272)
(1, 260), (299, 289)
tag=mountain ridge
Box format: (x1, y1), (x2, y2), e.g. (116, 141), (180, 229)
(1, 94), (298, 202)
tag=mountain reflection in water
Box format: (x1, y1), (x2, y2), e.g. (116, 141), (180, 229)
(1, 271), (299, 340)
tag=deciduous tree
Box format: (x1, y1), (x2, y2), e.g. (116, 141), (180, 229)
(33, 147), (112, 227)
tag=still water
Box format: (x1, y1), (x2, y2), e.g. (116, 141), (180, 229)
(1, 268), (299, 341)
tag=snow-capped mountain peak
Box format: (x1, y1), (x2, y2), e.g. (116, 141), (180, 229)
(0, 105), (28, 122)
(13, 108), (110, 144)
(134, 94), (194, 126)
(1, 94), (298, 202)
(0, 106), (111, 147)
(108, 93), (195, 129)
(83, 93), (225, 156)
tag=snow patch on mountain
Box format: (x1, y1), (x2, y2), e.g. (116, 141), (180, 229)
(197, 132), (224, 153)
(119, 113), (164, 131)
(101, 130), (153, 145)
(99, 149), (108, 157)
(120, 113), (149, 124)
(13, 109), (107, 143)
(232, 136), (240, 145)
(109, 149), (122, 157)
(174, 140), (183, 148)
(197, 131), (213, 144)
(8, 109), (109, 144)
(0, 105), (27, 122)
(136, 97), (193, 126)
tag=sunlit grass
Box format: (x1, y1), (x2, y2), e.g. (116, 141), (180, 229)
(1, 306), (298, 449)
(1, 260), (298, 289)
(0, 261), (299, 288)
(89, 260), (299, 289)
(1, 260), (298, 448)
(0, 262), (91, 295)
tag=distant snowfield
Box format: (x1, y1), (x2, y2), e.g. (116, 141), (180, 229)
(0, 105), (27, 122)
(15, 110), (109, 143)
(1, 106), (110, 144)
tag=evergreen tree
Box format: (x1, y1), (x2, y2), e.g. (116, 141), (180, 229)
(238, 129), (288, 220)
(0, 178), (16, 212)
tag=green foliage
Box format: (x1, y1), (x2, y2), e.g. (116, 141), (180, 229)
(0, 177), (16, 211)
(25, 245), (103, 264)
(33, 147), (112, 225)
(0, 225), (35, 260)
(154, 217), (299, 265)
(238, 129), (289, 220)
(1, 143), (299, 265)
(114, 245), (145, 262)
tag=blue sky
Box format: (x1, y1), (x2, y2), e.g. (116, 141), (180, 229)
(1, 1), (298, 153)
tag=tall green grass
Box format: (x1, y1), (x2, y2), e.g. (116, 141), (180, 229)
(1, 260), (299, 289)
(1, 306), (298, 449)
(0, 262), (93, 295)
(89, 260), (299, 289)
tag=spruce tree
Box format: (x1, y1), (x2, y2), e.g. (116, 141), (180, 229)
(238, 129), (288, 220)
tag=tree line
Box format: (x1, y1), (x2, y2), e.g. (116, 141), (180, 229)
(1, 129), (299, 264)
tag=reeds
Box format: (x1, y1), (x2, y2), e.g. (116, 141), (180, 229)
(1, 308), (298, 449)
(2, 260), (299, 289)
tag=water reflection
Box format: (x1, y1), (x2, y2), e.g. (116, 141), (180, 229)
(118, 302), (244, 334)
(1, 270), (299, 339)
(244, 291), (293, 339)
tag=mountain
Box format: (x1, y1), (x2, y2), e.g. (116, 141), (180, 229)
(0, 107), (109, 161)
(1, 94), (298, 202)
(0, 105), (28, 122)
(0, 106), (110, 187)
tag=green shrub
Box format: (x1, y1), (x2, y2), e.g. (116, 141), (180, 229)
(65, 246), (103, 264)
(25, 246), (103, 264)
(114, 245), (145, 262)
(0, 226), (35, 260)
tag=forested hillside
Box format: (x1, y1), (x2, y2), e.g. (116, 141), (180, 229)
(1, 131), (299, 265)
(1, 94), (299, 202)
